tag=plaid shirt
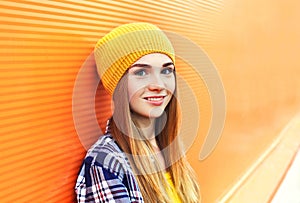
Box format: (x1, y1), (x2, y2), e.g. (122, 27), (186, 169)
(75, 134), (144, 202)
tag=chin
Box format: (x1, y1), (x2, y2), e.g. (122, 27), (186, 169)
(148, 107), (165, 118)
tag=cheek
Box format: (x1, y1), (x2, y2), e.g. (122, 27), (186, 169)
(127, 77), (149, 100)
(128, 82), (146, 107)
(128, 79), (142, 100)
(166, 78), (176, 95)
(128, 91), (144, 115)
(129, 93), (138, 107)
(127, 83), (136, 100)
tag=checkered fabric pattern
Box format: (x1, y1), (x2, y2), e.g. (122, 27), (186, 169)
(75, 134), (144, 202)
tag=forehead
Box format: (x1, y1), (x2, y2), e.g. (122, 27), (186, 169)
(132, 53), (173, 66)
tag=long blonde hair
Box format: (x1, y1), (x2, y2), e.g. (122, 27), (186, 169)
(109, 72), (200, 202)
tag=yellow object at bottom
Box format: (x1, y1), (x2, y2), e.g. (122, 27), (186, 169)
(164, 172), (182, 203)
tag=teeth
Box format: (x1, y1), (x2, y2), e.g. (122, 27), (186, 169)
(147, 97), (163, 101)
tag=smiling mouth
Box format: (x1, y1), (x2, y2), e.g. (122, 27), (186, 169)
(143, 96), (166, 106)
(143, 96), (165, 101)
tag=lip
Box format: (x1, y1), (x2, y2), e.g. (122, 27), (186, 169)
(143, 95), (166, 106)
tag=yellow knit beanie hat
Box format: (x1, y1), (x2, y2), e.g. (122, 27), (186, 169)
(94, 22), (175, 95)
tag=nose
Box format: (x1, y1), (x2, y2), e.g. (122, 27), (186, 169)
(147, 74), (165, 91)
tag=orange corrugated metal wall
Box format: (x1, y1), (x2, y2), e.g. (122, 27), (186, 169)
(0, 1), (217, 202)
(1, 0), (300, 202)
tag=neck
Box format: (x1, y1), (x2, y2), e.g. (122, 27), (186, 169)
(131, 113), (159, 147)
(132, 114), (155, 136)
(131, 113), (165, 169)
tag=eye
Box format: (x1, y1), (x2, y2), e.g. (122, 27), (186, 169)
(161, 67), (174, 75)
(134, 69), (147, 76)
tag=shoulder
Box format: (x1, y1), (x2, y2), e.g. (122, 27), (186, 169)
(83, 134), (131, 177)
(76, 135), (144, 202)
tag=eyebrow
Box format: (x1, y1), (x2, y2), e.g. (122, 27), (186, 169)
(162, 62), (175, 68)
(130, 62), (174, 69)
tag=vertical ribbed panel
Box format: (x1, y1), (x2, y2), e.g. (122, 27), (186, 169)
(0, 0), (222, 202)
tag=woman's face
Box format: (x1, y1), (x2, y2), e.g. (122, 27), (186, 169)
(127, 53), (176, 118)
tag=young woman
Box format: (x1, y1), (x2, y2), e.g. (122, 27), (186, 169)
(75, 22), (200, 203)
